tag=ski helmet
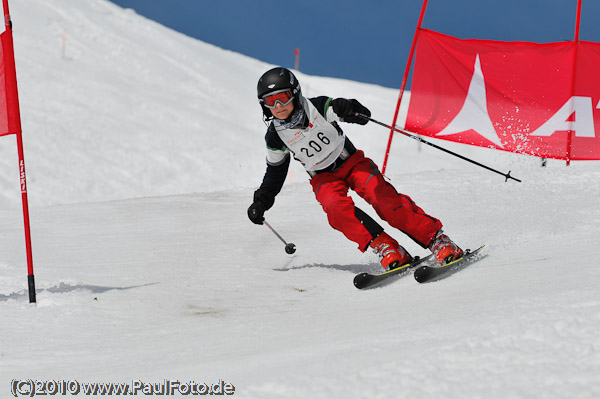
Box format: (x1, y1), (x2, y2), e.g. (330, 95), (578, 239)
(257, 67), (302, 118)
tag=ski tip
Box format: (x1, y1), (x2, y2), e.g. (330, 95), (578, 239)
(353, 273), (371, 289)
(413, 266), (431, 283)
(414, 244), (487, 284)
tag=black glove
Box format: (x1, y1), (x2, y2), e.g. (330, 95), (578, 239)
(247, 188), (275, 225)
(248, 202), (266, 225)
(331, 98), (371, 125)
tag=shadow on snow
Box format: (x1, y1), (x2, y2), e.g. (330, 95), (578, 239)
(0, 282), (158, 302)
(273, 263), (381, 274)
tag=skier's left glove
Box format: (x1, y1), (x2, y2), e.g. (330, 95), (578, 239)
(247, 188), (275, 225)
(331, 98), (371, 125)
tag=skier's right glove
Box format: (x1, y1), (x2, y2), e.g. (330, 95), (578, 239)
(248, 202), (266, 225)
(247, 188), (275, 225)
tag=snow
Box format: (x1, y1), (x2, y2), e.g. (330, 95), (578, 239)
(1, 0), (599, 398)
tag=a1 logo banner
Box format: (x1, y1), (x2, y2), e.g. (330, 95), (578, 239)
(405, 28), (600, 161)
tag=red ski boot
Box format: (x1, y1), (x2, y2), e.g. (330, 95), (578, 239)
(370, 232), (413, 271)
(429, 230), (464, 265)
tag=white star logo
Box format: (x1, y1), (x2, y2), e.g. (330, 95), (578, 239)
(436, 54), (504, 147)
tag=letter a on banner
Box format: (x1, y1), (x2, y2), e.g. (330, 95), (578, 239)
(1, 0), (36, 304)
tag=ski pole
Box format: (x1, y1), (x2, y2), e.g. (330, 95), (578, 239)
(357, 113), (521, 183)
(264, 219), (296, 254)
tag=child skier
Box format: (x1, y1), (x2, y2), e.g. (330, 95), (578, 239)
(247, 67), (463, 270)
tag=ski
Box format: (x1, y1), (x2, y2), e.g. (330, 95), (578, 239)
(413, 245), (486, 283)
(354, 254), (434, 290)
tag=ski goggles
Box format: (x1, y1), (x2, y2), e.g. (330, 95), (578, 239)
(262, 89), (294, 109)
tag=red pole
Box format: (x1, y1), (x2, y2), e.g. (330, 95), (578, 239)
(382, 0), (429, 174)
(573, 0), (582, 42)
(566, 0), (582, 166)
(3, 0), (36, 303)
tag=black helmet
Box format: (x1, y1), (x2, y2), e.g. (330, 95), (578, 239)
(257, 67), (302, 119)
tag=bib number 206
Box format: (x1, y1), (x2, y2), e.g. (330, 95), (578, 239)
(300, 132), (330, 158)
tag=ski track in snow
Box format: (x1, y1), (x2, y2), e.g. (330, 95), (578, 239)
(0, 1), (599, 398)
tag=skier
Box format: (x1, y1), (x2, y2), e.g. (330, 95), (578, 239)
(247, 67), (463, 270)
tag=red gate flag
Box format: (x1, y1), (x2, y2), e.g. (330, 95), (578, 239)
(405, 28), (600, 161)
(1, 0), (36, 303)
(0, 1), (21, 136)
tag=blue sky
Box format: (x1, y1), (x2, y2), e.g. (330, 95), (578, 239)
(108, 0), (600, 88)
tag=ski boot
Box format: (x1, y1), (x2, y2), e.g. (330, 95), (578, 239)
(429, 230), (464, 265)
(370, 232), (413, 271)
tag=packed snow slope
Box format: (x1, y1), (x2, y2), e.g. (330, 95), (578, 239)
(1, 1), (599, 398)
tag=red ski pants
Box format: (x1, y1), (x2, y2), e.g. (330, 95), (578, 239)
(310, 150), (442, 252)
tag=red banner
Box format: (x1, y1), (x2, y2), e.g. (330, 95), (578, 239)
(0, 33), (14, 135)
(405, 29), (600, 161)
(0, 0), (21, 137)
